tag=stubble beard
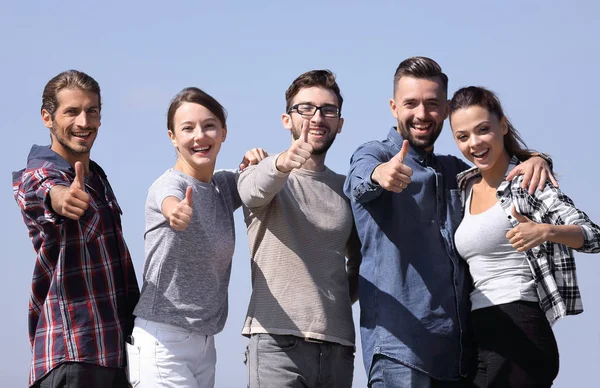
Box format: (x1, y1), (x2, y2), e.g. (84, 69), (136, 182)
(51, 122), (94, 155)
(397, 120), (444, 150)
(291, 121), (338, 156)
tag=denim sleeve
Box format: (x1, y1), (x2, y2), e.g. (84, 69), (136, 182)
(343, 142), (388, 204)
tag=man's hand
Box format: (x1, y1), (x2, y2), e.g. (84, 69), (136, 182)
(371, 140), (413, 193)
(276, 120), (313, 173)
(239, 148), (268, 170)
(50, 161), (90, 220)
(506, 206), (548, 252)
(169, 186), (193, 231)
(505, 156), (558, 195)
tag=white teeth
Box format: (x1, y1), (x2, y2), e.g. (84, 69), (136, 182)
(412, 124), (431, 130)
(473, 150), (488, 157)
(72, 133), (89, 138)
(193, 146), (210, 152)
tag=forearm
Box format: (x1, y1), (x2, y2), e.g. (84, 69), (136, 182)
(542, 224), (584, 249)
(238, 155), (289, 208)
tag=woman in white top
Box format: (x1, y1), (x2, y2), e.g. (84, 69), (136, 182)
(449, 86), (600, 387)
(127, 87), (266, 388)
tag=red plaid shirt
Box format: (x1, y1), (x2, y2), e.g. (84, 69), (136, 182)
(13, 145), (139, 386)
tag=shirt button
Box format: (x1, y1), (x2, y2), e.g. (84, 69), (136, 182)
(508, 215), (512, 219)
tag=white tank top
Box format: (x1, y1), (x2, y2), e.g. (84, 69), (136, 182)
(455, 183), (538, 310)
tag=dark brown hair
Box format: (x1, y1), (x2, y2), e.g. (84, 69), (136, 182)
(393, 56), (448, 95)
(41, 70), (101, 118)
(449, 86), (536, 161)
(285, 70), (343, 114)
(167, 87), (227, 132)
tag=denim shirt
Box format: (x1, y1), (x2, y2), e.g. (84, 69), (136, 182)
(344, 128), (473, 380)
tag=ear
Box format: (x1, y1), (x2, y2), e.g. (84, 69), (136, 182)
(501, 116), (509, 135)
(336, 117), (344, 134)
(41, 109), (53, 129)
(281, 113), (293, 131)
(389, 98), (398, 120)
(168, 129), (177, 147)
(221, 125), (227, 142)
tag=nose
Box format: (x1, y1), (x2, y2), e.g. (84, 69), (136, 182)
(414, 103), (428, 120)
(310, 109), (325, 124)
(469, 134), (481, 147)
(193, 125), (205, 140)
(74, 111), (89, 128)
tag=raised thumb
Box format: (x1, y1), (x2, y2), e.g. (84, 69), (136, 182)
(183, 186), (193, 206)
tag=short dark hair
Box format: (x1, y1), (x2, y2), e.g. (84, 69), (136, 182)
(285, 70), (343, 114)
(167, 87), (227, 132)
(449, 86), (535, 161)
(393, 56), (448, 95)
(41, 70), (101, 118)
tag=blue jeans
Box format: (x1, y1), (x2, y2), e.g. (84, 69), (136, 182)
(368, 355), (469, 388)
(245, 333), (354, 388)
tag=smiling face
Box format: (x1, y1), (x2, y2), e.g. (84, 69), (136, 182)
(169, 102), (227, 181)
(282, 86), (344, 155)
(389, 76), (448, 151)
(450, 105), (510, 172)
(42, 87), (100, 162)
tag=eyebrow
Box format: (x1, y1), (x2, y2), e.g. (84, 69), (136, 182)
(295, 101), (338, 107)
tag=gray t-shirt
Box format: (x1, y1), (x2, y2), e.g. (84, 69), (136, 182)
(134, 168), (241, 335)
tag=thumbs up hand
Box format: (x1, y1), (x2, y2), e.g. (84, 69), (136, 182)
(506, 206), (548, 252)
(51, 161), (90, 220)
(371, 140), (413, 193)
(169, 186), (194, 231)
(276, 120), (314, 173)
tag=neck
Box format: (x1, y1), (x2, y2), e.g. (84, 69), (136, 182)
(302, 153), (327, 172)
(51, 144), (91, 174)
(479, 151), (511, 189)
(174, 160), (214, 183)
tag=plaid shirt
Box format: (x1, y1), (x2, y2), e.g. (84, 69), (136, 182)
(13, 145), (139, 386)
(457, 156), (600, 324)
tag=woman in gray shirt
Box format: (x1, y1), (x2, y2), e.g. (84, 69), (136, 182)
(127, 87), (265, 388)
(449, 86), (600, 387)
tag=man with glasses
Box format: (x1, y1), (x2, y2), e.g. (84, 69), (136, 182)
(238, 69), (361, 387)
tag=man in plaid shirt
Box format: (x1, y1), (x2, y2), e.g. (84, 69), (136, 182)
(13, 70), (140, 387)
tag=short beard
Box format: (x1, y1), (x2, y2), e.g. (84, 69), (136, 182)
(291, 123), (338, 156)
(397, 120), (443, 150)
(51, 122), (92, 155)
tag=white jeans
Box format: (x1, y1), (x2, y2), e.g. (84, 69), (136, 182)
(127, 317), (216, 388)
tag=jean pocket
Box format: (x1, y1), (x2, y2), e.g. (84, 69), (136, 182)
(339, 345), (355, 361)
(126, 341), (140, 387)
(256, 334), (298, 352)
(156, 327), (191, 344)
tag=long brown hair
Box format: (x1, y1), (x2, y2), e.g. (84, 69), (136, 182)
(449, 86), (536, 161)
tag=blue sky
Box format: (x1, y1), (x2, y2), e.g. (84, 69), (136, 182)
(2, 1), (599, 386)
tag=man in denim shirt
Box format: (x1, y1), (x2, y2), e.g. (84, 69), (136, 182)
(344, 57), (553, 387)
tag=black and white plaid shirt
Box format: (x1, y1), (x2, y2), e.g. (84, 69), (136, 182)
(457, 156), (600, 324)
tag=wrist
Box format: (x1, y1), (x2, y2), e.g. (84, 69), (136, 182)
(541, 223), (553, 242)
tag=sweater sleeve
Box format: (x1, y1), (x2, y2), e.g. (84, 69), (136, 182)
(237, 154), (290, 208)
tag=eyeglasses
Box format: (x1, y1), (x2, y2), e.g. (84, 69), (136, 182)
(288, 103), (340, 118)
